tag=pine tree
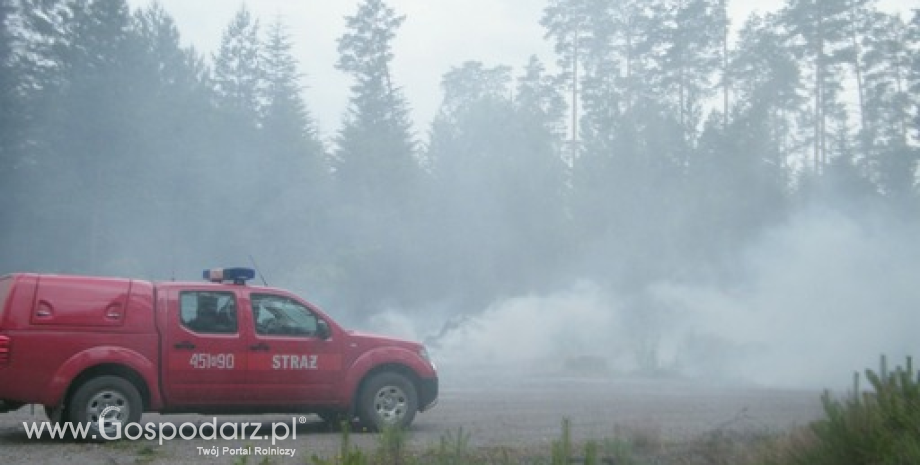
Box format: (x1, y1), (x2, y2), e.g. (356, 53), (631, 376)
(426, 61), (517, 299)
(213, 5), (261, 126)
(329, 0), (419, 314)
(0, 0), (19, 260)
(257, 16), (332, 271)
(334, 0), (417, 208)
(858, 11), (917, 198)
(0, 0), (18, 181)
(781, 0), (866, 174)
(429, 60), (516, 189)
(515, 56), (567, 143)
(209, 4), (264, 248)
(129, 3), (215, 275)
(541, 0), (593, 157)
(427, 59), (568, 298)
(511, 56), (570, 285)
(657, 0), (727, 143)
(730, 12), (802, 169)
(0, 0), (69, 270)
(261, 16), (326, 188)
(43, 0), (138, 271)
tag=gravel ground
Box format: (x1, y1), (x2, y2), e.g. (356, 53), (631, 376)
(0, 375), (825, 464)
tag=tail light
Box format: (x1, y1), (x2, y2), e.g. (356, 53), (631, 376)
(0, 335), (10, 366)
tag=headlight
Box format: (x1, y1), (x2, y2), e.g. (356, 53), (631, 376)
(419, 347), (436, 370)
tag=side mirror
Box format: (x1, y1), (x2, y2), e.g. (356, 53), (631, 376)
(316, 319), (331, 340)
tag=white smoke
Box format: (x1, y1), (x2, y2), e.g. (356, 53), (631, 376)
(656, 206), (920, 387)
(428, 282), (629, 374)
(365, 206), (920, 389)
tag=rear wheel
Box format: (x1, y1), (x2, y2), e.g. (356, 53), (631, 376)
(67, 376), (142, 440)
(357, 372), (418, 431)
(0, 401), (24, 413)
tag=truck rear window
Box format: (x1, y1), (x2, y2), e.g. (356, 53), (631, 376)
(179, 291), (238, 334)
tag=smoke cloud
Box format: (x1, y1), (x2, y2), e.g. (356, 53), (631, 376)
(366, 205), (920, 389)
(657, 206), (920, 387)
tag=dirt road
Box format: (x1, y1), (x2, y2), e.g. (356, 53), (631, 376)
(0, 375), (824, 464)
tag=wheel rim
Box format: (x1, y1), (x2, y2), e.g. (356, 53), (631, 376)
(372, 385), (408, 424)
(85, 389), (130, 434)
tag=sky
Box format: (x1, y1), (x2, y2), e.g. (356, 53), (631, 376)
(126, 0), (919, 141)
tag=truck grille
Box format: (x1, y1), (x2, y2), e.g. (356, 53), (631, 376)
(0, 335), (9, 366)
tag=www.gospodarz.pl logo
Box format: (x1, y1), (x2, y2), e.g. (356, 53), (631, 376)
(98, 405), (122, 438)
(22, 405), (303, 449)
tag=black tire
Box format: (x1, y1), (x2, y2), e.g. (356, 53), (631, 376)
(317, 410), (355, 431)
(0, 401), (24, 413)
(357, 372), (418, 431)
(67, 376), (142, 441)
(44, 405), (65, 424)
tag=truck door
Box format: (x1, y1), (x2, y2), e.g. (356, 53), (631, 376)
(244, 292), (344, 405)
(162, 289), (248, 405)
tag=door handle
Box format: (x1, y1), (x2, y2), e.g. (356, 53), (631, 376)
(173, 341), (195, 350)
(249, 342), (270, 351)
(104, 303), (122, 320)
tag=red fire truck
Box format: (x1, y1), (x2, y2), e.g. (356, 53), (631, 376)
(0, 268), (438, 436)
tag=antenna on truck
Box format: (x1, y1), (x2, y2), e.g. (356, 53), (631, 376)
(248, 254), (268, 286)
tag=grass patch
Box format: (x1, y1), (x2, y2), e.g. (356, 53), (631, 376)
(101, 438), (161, 463)
(135, 444), (158, 463)
(307, 355), (920, 464)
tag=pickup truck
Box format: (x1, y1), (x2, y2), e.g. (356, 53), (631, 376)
(0, 268), (438, 435)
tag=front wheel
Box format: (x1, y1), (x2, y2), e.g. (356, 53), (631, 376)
(357, 372), (418, 431)
(44, 405), (65, 424)
(317, 410), (355, 431)
(67, 376), (142, 440)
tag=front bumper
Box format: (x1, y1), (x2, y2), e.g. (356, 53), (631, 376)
(418, 376), (438, 412)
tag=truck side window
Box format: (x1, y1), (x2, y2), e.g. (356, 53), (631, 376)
(180, 291), (238, 334)
(250, 294), (317, 337)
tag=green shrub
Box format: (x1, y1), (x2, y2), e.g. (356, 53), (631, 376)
(767, 355), (920, 465)
(431, 427), (473, 465)
(551, 418), (573, 465)
(310, 421), (366, 465)
(373, 425), (411, 464)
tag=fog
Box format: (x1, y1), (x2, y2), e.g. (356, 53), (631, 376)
(2, 0), (919, 394)
(366, 205), (920, 389)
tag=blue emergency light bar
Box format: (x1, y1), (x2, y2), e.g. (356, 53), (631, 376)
(203, 267), (256, 285)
